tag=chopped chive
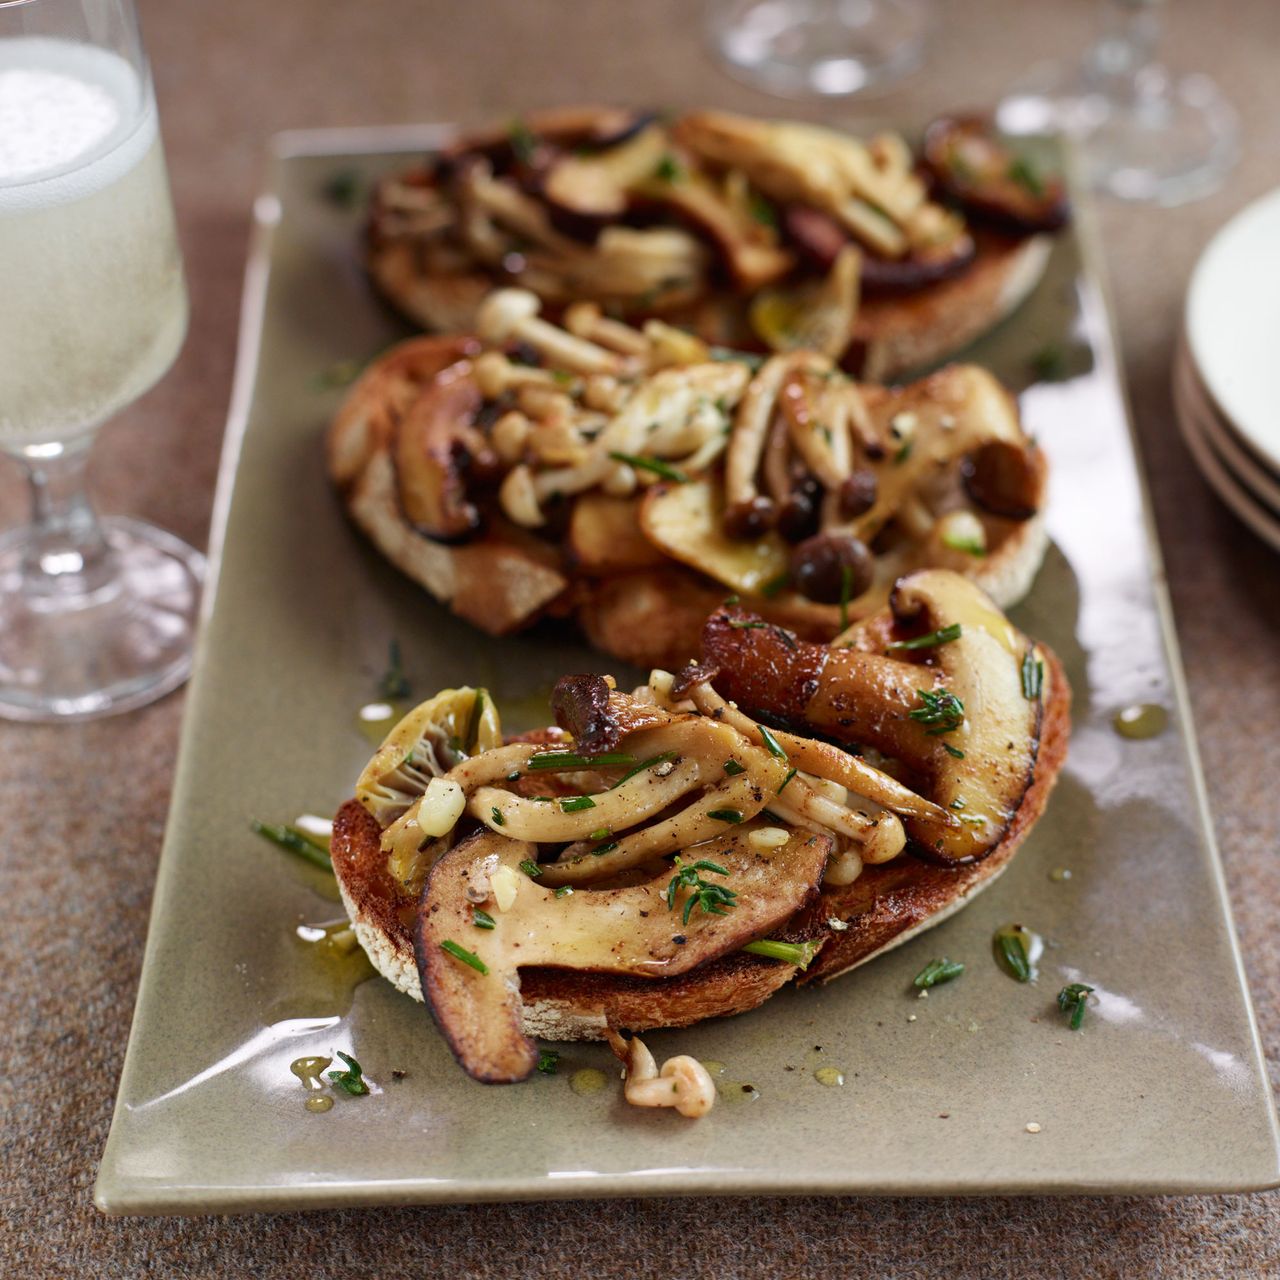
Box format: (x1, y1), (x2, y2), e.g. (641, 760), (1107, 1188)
(519, 860), (543, 879)
(942, 742), (966, 760)
(909, 687), (965, 735)
(441, 940), (489, 975)
(554, 886), (574, 899)
(894, 441), (913, 465)
(473, 908), (496, 930)
(321, 168), (362, 208)
(506, 770), (522, 782)
(490, 806), (506, 826)
(741, 939), (821, 969)
(1021, 648), (1044, 701)
(251, 821), (333, 872)
(536, 1048), (561, 1074)
(760, 571), (790, 598)
(325, 1050), (369, 1096)
(759, 725), (786, 760)
(559, 795), (597, 813)
(760, 808), (784, 823)
(608, 451), (689, 483)
(728, 619), (769, 632)
(507, 119), (537, 165)
(591, 842), (619, 856)
(588, 827), (612, 841)
(1007, 154), (1045, 198)
(886, 623), (963, 652)
(778, 767), (798, 793)
(913, 958), (965, 989)
(724, 759), (746, 776)
(998, 933), (1032, 983)
(528, 750), (636, 771)
(707, 808), (744, 823)
(654, 152), (683, 183)
(1057, 982), (1095, 1030)
(377, 638), (411, 700)
(773, 626), (798, 651)
(611, 750), (679, 788)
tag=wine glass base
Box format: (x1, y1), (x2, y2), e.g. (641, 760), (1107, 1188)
(0, 516), (205, 723)
(997, 64), (1239, 207)
(706, 0), (929, 98)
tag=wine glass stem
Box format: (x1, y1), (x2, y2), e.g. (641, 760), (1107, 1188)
(1092, 0), (1162, 86)
(15, 443), (115, 599)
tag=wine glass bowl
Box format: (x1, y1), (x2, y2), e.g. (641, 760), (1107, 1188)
(705, 0), (932, 99)
(996, 0), (1239, 206)
(0, 0), (203, 721)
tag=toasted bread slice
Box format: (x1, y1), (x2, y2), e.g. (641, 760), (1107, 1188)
(367, 233), (1051, 384)
(330, 646), (1068, 1042)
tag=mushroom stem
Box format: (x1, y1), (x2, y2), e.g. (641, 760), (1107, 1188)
(606, 1030), (717, 1118)
(476, 289), (623, 375)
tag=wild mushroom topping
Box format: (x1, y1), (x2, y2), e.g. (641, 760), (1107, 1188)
(702, 570), (1046, 862)
(673, 111), (965, 261)
(414, 824), (830, 1082)
(605, 1031), (717, 1118)
(922, 116), (1069, 235)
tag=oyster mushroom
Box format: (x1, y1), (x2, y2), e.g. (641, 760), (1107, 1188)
(414, 823), (830, 1082)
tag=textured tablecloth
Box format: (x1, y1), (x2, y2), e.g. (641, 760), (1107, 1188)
(3, 0), (1278, 1274)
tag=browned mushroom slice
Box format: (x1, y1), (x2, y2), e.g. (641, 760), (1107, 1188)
(923, 116), (1069, 234)
(701, 569), (1047, 863)
(541, 125), (670, 239)
(858, 233), (977, 292)
(414, 825), (831, 1082)
(393, 358), (496, 542)
(636, 169), (795, 292)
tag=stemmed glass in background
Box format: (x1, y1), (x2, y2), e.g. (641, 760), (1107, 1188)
(0, 0), (201, 721)
(997, 0), (1239, 205)
(705, 0), (932, 98)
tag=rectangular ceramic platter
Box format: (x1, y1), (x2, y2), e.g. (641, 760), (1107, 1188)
(96, 128), (1280, 1213)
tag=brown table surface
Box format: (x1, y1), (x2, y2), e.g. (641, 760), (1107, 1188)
(4, 0), (1279, 1273)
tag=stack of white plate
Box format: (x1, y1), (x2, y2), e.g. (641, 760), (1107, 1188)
(1180, 189), (1280, 553)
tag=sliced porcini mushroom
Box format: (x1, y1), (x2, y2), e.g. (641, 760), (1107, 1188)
(414, 824), (831, 1082)
(327, 336), (482, 490)
(639, 478), (791, 595)
(701, 569), (1046, 862)
(393, 358), (494, 542)
(923, 116), (1069, 234)
(541, 124), (670, 237)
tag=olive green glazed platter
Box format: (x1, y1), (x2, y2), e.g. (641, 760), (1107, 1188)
(95, 127), (1280, 1214)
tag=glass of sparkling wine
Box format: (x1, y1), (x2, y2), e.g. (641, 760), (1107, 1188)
(0, 0), (202, 721)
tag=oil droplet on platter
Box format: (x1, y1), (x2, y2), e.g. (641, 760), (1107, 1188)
(1049, 866), (1072, 882)
(717, 1080), (761, 1103)
(814, 1066), (845, 1087)
(289, 1055), (331, 1087)
(356, 699), (405, 744)
(570, 1068), (608, 1097)
(1112, 703), (1168, 740)
(699, 1060), (727, 1078)
(304, 1095), (334, 1114)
